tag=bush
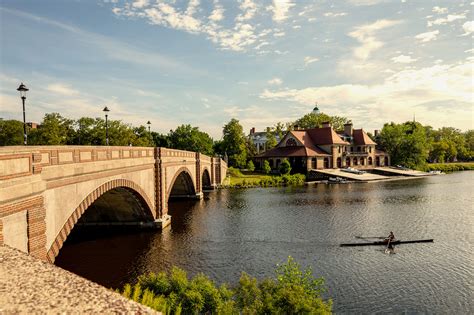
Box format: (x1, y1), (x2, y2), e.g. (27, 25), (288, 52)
(227, 167), (243, 177)
(246, 160), (255, 172)
(120, 257), (332, 314)
(262, 160), (271, 174)
(421, 162), (474, 173)
(279, 159), (291, 175)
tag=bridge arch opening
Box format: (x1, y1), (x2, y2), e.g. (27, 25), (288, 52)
(50, 179), (155, 263)
(168, 169), (196, 200)
(202, 169), (212, 190)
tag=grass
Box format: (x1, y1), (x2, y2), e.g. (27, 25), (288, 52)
(228, 172), (273, 186)
(224, 168), (306, 188)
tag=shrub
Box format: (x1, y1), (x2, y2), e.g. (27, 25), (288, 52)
(246, 160), (255, 172)
(262, 160), (271, 174)
(120, 257), (332, 314)
(227, 167), (243, 177)
(279, 159), (291, 175)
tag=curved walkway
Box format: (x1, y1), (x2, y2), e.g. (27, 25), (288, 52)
(0, 246), (158, 314)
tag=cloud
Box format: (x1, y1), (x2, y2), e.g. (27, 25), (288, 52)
(209, 1), (224, 22)
(324, 12), (348, 18)
(47, 83), (79, 96)
(260, 60), (473, 129)
(347, 0), (386, 5)
(349, 19), (401, 60)
(427, 13), (466, 27)
(304, 56), (319, 66)
(432, 6), (448, 14)
(236, 0), (257, 22)
(462, 21), (474, 35)
(391, 54), (417, 63)
(267, 0), (295, 22)
(132, 0), (149, 9)
(415, 30), (439, 42)
(268, 77), (283, 85)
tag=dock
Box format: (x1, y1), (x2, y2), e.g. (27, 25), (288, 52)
(309, 169), (389, 181)
(372, 167), (433, 177)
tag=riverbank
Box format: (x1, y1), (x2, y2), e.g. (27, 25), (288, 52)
(0, 246), (157, 314)
(421, 162), (474, 172)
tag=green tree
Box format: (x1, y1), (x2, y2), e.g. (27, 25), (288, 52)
(222, 118), (247, 168)
(0, 119), (24, 145)
(265, 127), (278, 150)
(29, 113), (74, 145)
(379, 121), (430, 168)
(151, 132), (170, 148)
(293, 113), (349, 130)
(168, 124), (214, 155)
(279, 158), (291, 175)
(263, 160), (271, 174)
(246, 160), (255, 172)
(132, 126), (154, 147)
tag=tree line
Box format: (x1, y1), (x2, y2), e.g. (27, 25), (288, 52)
(1, 112), (472, 170)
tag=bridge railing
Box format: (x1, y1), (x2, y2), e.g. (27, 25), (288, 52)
(0, 146), (155, 181)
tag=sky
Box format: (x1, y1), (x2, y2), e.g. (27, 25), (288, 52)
(0, 0), (473, 138)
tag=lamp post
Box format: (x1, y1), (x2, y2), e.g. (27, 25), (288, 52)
(17, 83), (29, 145)
(103, 106), (110, 145)
(147, 120), (151, 134)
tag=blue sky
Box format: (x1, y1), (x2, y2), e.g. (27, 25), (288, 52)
(1, 0), (472, 138)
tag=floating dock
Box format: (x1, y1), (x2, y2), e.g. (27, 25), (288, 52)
(309, 169), (389, 181)
(372, 167), (433, 177)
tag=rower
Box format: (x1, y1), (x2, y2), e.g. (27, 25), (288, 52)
(387, 231), (395, 242)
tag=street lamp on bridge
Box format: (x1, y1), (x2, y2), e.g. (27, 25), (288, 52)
(17, 83), (29, 145)
(103, 106), (110, 145)
(147, 120), (151, 134)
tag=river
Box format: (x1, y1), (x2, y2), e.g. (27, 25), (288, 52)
(55, 172), (473, 313)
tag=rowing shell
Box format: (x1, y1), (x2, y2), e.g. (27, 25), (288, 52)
(340, 239), (434, 247)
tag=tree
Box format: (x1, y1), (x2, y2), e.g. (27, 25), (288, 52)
(246, 160), (255, 172)
(221, 118), (247, 168)
(151, 132), (170, 148)
(379, 121), (430, 168)
(29, 113), (74, 145)
(265, 127), (278, 150)
(168, 124), (214, 155)
(263, 160), (271, 174)
(0, 120), (24, 145)
(293, 112), (349, 130)
(279, 158), (291, 175)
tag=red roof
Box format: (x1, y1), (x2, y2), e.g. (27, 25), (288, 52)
(352, 129), (376, 145)
(257, 145), (329, 158)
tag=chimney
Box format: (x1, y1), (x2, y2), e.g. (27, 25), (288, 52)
(374, 130), (379, 137)
(344, 121), (353, 136)
(250, 127), (255, 135)
(322, 121), (331, 128)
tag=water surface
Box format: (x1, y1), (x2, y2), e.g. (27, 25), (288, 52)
(56, 172), (474, 313)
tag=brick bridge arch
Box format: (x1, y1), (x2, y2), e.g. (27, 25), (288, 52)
(0, 146), (227, 262)
(166, 167), (197, 202)
(46, 179), (154, 262)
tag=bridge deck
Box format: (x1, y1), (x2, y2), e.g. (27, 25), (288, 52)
(309, 169), (389, 181)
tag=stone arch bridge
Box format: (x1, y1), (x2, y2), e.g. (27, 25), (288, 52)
(0, 146), (227, 263)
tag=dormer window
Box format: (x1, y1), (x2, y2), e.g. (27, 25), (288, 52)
(286, 138), (297, 146)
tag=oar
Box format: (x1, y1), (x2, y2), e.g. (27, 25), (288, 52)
(355, 236), (386, 239)
(385, 239), (391, 252)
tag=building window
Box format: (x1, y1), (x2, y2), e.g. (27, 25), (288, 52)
(338, 146), (341, 153)
(269, 160), (274, 168)
(351, 147), (354, 152)
(360, 157), (365, 165)
(346, 157), (351, 166)
(369, 146), (372, 153)
(286, 138), (297, 146)
(357, 146), (361, 152)
(353, 157), (358, 165)
(368, 157), (373, 165)
(311, 158), (317, 169)
(276, 159), (281, 167)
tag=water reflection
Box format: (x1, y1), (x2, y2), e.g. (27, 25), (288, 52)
(56, 172), (473, 313)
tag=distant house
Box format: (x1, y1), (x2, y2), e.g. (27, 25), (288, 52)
(255, 121), (389, 173)
(249, 127), (281, 154)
